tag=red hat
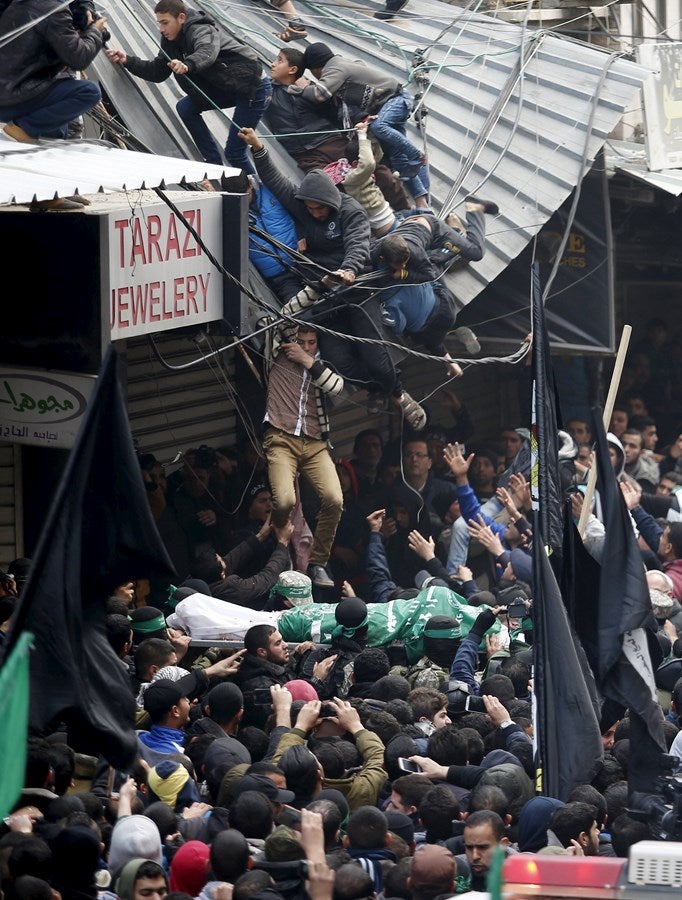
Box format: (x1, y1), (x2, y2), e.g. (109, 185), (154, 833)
(284, 680), (319, 702)
(169, 841), (210, 896)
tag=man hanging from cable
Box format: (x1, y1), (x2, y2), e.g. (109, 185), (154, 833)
(238, 125), (430, 432)
(105, 0), (271, 173)
(369, 198), (500, 378)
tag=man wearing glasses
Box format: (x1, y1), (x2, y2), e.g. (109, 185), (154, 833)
(402, 439), (458, 537)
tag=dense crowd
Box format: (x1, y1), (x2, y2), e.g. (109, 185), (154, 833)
(3, 0), (682, 895)
(1, 371), (681, 899)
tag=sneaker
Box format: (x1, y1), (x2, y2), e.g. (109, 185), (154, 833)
(277, 19), (308, 41)
(3, 123), (37, 144)
(395, 391), (427, 430)
(374, 0), (409, 18)
(452, 326), (480, 354)
(464, 195), (499, 215)
(307, 564), (335, 588)
(380, 304), (397, 329)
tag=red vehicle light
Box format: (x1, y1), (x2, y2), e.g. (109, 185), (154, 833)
(502, 854), (626, 899)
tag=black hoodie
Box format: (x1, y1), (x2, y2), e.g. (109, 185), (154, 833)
(252, 145), (371, 278)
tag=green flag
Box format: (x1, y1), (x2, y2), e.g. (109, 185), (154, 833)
(0, 632), (33, 819)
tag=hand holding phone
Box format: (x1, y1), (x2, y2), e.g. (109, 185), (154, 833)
(397, 757), (422, 773)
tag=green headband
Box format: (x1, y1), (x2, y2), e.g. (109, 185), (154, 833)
(423, 627), (460, 639)
(131, 613), (167, 633)
(332, 614), (369, 641)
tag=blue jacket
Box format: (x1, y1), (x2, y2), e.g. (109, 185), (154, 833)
(249, 183), (298, 278)
(457, 482), (507, 541)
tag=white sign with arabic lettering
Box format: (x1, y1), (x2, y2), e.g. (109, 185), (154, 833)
(0, 368), (96, 449)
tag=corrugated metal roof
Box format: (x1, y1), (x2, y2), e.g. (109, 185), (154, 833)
(605, 138), (682, 197)
(0, 140), (236, 204)
(86, 0), (652, 308)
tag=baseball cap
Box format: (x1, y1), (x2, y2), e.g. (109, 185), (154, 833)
(230, 773), (294, 804)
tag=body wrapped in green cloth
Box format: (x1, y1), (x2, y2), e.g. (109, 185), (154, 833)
(168, 585), (500, 664)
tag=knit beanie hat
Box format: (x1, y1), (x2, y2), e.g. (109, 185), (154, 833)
(284, 680), (319, 702)
(129, 606), (167, 642)
(169, 840), (211, 895)
(50, 826), (101, 888)
(303, 42), (334, 70)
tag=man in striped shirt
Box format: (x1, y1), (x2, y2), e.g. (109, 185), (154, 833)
(264, 325), (344, 589)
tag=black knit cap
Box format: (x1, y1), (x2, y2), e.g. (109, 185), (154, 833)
(334, 596), (368, 629)
(303, 42), (334, 70)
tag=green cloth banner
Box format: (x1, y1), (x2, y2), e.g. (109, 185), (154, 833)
(0, 632), (33, 819)
(279, 586), (500, 664)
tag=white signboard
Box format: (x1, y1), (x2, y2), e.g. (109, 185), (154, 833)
(106, 195), (224, 340)
(0, 368), (96, 449)
(637, 43), (682, 171)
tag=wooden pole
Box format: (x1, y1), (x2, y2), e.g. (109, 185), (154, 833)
(578, 325), (632, 536)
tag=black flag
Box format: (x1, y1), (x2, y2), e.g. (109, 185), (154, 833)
(1, 346), (175, 769)
(530, 264), (603, 799)
(592, 410), (669, 801)
(532, 539), (604, 799)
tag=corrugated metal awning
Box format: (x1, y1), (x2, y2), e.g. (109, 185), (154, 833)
(86, 0), (653, 309)
(605, 138), (682, 197)
(0, 140), (238, 204)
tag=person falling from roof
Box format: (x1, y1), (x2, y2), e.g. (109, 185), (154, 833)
(293, 42), (431, 209)
(369, 197), (499, 378)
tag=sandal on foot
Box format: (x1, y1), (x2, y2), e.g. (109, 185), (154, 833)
(395, 391), (427, 430)
(277, 20), (308, 41)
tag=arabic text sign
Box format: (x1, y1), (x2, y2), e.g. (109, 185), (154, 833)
(107, 196), (224, 340)
(0, 369), (96, 449)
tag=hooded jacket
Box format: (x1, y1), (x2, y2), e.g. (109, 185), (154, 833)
(123, 9), (261, 104)
(115, 859), (166, 900)
(251, 145), (371, 278)
(0, 0), (103, 105)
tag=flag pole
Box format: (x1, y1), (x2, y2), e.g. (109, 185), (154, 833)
(578, 325), (632, 537)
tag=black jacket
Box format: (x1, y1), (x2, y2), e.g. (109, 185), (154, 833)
(0, 0), (103, 105)
(123, 8), (261, 105)
(236, 654), (293, 727)
(210, 535), (292, 611)
(263, 83), (340, 155)
(252, 145), (371, 278)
